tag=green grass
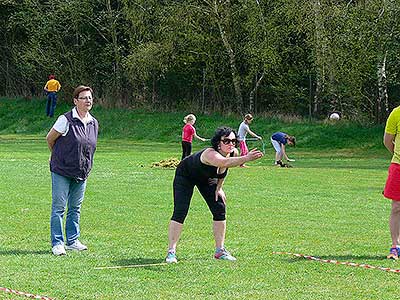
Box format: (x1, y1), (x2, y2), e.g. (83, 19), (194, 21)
(0, 133), (397, 300)
(0, 97), (385, 151)
(0, 98), (395, 299)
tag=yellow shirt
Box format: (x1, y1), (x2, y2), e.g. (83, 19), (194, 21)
(44, 79), (61, 92)
(385, 106), (400, 164)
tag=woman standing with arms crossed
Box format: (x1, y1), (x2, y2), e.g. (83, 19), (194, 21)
(46, 85), (99, 256)
(181, 114), (206, 159)
(166, 127), (263, 263)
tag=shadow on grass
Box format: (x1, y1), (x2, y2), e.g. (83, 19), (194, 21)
(0, 249), (49, 256)
(106, 258), (169, 270)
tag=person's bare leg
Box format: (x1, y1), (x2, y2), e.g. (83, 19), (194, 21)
(168, 220), (183, 251)
(389, 201), (400, 247)
(213, 220), (226, 249)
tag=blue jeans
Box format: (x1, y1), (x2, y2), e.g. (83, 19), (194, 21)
(46, 92), (57, 117)
(50, 172), (87, 246)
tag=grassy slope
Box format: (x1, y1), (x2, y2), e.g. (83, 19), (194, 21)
(0, 97), (385, 153)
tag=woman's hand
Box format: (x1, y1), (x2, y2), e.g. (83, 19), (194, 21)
(216, 189), (226, 204)
(245, 148), (264, 162)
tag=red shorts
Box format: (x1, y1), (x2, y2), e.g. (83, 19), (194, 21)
(384, 163), (400, 201)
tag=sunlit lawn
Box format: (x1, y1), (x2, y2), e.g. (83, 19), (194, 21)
(0, 135), (397, 299)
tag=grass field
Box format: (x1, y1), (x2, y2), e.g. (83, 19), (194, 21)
(0, 133), (398, 299)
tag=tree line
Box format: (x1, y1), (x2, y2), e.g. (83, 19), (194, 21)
(1, 0), (399, 122)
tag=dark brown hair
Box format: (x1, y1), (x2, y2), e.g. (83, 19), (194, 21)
(287, 135), (296, 147)
(211, 127), (238, 150)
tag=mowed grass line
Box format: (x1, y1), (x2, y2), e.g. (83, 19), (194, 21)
(0, 136), (397, 299)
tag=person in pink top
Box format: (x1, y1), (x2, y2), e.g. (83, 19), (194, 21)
(181, 114), (206, 159)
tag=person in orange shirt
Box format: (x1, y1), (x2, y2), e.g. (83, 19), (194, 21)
(44, 75), (61, 117)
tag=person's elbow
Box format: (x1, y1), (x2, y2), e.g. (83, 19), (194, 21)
(46, 132), (52, 143)
(215, 159), (232, 169)
(46, 137), (54, 150)
(383, 133), (395, 152)
(383, 140), (393, 151)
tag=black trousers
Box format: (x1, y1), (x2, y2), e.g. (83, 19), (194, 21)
(171, 175), (226, 224)
(181, 141), (192, 160)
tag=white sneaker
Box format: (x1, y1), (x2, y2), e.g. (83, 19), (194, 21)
(65, 240), (88, 251)
(165, 251), (178, 263)
(52, 244), (66, 256)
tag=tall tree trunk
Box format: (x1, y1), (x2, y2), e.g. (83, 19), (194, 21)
(312, 0), (325, 115)
(212, 0), (243, 112)
(377, 51), (388, 123)
(106, 0), (122, 100)
(249, 70), (264, 113)
(202, 67), (206, 112)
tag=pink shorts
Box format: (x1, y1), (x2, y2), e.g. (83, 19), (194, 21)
(384, 163), (400, 201)
(239, 141), (248, 156)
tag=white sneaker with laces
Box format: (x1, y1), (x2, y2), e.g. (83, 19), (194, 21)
(52, 244), (66, 256)
(65, 240), (88, 251)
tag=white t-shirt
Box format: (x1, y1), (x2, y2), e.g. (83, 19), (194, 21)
(237, 121), (249, 141)
(53, 107), (94, 136)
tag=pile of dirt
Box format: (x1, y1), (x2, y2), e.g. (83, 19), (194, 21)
(151, 158), (180, 169)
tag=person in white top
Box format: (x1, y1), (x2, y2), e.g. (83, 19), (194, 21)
(46, 85), (99, 256)
(237, 114), (262, 167)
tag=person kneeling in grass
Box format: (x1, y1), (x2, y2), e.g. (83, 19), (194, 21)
(165, 127), (263, 263)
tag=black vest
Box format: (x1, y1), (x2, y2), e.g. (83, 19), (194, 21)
(50, 110), (98, 180)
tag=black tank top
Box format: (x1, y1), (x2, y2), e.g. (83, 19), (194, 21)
(176, 148), (228, 183)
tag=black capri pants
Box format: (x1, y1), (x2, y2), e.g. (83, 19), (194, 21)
(171, 175), (226, 224)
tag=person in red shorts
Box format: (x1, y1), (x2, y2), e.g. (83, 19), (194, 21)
(181, 114), (206, 159)
(383, 106), (400, 259)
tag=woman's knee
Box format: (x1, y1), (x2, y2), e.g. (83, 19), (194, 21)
(171, 213), (187, 224)
(392, 201), (400, 214)
(211, 201), (226, 221)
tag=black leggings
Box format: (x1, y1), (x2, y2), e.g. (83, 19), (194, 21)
(181, 141), (192, 160)
(171, 175), (226, 224)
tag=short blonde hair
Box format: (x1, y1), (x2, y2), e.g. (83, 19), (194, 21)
(244, 114), (253, 121)
(183, 114), (196, 124)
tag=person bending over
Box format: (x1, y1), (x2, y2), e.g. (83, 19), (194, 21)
(270, 132), (296, 165)
(166, 126), (263, 263)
